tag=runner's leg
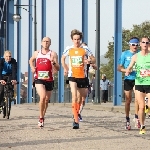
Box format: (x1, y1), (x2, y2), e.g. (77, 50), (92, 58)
(69, 81), (79, 129)
(35, 81), (46, 127)
(136, 90), (145, 134)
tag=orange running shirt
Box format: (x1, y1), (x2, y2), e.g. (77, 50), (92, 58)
(63, 45), (93, 78)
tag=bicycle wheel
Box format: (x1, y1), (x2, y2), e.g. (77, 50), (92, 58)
(3, 99), (6, 118)
(8, 97), (11, 118)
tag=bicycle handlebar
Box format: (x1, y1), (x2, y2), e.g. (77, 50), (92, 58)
(0, 81), (19, 85)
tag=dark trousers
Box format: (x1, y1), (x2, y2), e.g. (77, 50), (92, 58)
(92, 90), (95, 100)
(0, 76), (14, 106)
(0, 84), (4, 106)
(101, 90), (108, 102)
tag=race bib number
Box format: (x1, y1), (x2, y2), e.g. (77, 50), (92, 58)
(38, 71), (49, 79)
(140, 69), (150, 77)
(71, 56), (83, 67)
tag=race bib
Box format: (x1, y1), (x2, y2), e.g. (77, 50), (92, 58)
(38, 71), (49, 79)
(71, 56), (83, 67)
(140, 69), (150, 77)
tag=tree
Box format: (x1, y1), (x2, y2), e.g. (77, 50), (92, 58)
(100, 21), (150, 81)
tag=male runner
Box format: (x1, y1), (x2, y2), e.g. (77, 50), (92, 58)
(29, 37), (60, 128)
(118, 37), (140, 129)
(61, 29), (96, 129)
(126, 36), (150, 134)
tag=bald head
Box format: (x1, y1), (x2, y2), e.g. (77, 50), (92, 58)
(41, 37), (51, 49)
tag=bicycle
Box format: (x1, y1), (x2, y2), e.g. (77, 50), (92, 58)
(1, 81), (19, 119)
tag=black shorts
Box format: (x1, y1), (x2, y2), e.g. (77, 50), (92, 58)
(124, 79), (135, 91)
(135, 85), (150, 94)
(85, 77), (89, 88)
(68, 77), (88, 88)
(34, 79), (54, 91)
(66, 79), (69, 84)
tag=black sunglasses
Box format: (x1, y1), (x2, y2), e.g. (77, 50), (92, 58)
(142, 41), (149, 44)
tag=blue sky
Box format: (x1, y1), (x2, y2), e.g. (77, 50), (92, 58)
(13, 0), (150, 73)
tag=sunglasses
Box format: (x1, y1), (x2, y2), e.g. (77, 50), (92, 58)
(130, 43), (139, 46)
(142, 41), (149, 44)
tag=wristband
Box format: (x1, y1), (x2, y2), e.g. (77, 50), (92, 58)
(53, 62), (56, 65)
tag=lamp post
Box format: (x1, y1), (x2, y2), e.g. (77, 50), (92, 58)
(95, 0), (100, 104)
(13, 0), (37, 104)
(3, 20), (6, 53)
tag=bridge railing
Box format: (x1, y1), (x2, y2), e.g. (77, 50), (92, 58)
(18, 85), (135, 104)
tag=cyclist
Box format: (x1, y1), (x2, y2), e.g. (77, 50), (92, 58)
(0, 51), (17, 114)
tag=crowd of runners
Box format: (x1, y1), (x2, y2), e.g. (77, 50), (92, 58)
(28, 30), (150, 134)
(0, 29), (147, 135)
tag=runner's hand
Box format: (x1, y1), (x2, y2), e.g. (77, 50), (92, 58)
(0, 80), (6, 85)
(11, 80), (17, 85)
(64, 68), (68, 76)
(125, 69), (131, 76)
(31, 66), (36, 73)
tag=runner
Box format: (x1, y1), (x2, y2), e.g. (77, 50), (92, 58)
(61, 29), (96, 129)
(118, 37), (140, 130)
(29, 37), (60, 128)
(78, 42), (97, 121)
(126, 36), (150, 134)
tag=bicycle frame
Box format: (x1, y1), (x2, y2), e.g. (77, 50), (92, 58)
(0, 76), (19, 119)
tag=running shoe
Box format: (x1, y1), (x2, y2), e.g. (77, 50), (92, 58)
(78, 114), (83, 122)
(133, 118), (140, 128)
(73, 121), (79, 129)
(139, 126), (146, 135)
(125, 121), (131, 130)
(38, 118), (44, 128)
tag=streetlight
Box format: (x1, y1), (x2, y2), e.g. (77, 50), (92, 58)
(3, 21), (6, 52)
(13, 0), (37, 104)
(12, 14), (21, 22)
(95, 0), (100, 104)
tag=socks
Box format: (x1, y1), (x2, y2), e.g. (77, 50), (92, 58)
(126, 116), (130, 122)
(141, 125), (145, 129)
(72, 103), (80, 123)
(135, 114), (138, 119)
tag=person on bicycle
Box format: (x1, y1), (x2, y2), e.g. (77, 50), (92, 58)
(0, 51), (17, 107)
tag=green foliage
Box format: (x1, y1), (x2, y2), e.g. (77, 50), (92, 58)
(100, 21), (150, 81)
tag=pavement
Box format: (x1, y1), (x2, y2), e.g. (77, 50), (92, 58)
(0, 102), (150, 150)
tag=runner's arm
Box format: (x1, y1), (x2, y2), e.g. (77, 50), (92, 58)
(61, 55), (68, 70)
(91, 64), (97, 70)
(61, 46), (69, 70)
(52, 52), (60, 71)
(126, 54), (136, 71)
(84, 46), (96, 64)
(29, 51), (38, 68)
(117, 52), (126, 73)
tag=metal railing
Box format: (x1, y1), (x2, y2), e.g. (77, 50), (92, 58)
(19, 85), (135, 104)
